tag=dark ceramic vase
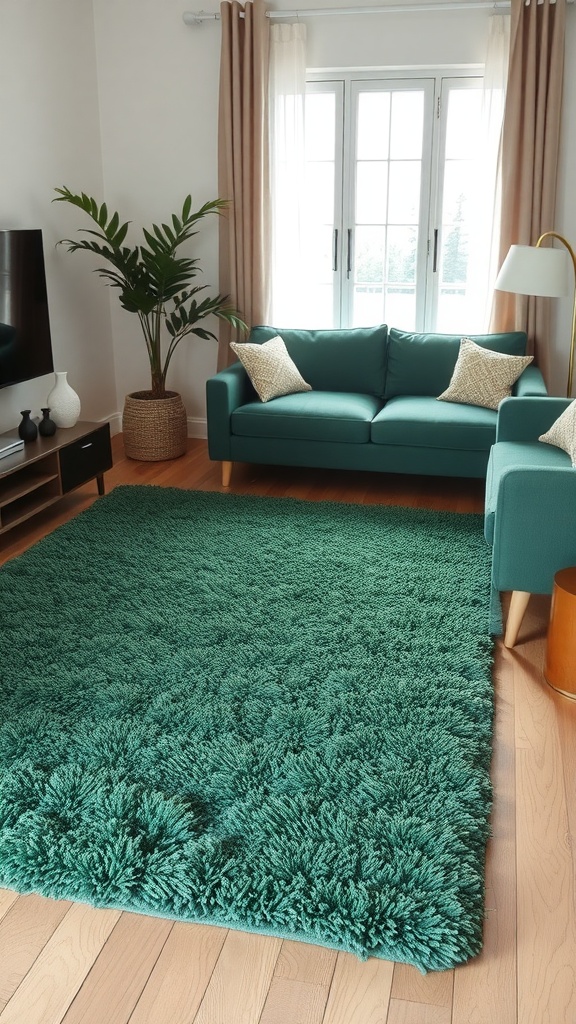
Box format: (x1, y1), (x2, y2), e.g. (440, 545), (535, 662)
(38, 408), (57, 437)
(18, 410), (38, 443)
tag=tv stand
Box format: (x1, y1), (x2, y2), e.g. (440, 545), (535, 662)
(0, 421), (112, 535)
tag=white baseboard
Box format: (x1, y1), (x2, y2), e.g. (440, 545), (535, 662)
(106, 412), (123, 436)
(104, 412), (207, 440)
(187, 417), (207, 439)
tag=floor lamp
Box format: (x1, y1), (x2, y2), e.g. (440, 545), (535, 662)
(494, 232), (576, 398)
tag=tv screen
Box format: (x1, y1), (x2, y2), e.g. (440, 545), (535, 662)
(0, 228), (54, 389)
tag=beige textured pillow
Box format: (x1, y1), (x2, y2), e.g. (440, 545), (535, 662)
(231, 335), (312, 403)
(539, 400), (576, 467)
(438, 338), (533, 411)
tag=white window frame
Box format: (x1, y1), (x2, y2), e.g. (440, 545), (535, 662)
(306, 67), (483, 332)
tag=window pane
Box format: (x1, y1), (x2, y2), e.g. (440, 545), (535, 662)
(305, 93), (336, 161)
(387, 226), (417, 284)
(440, 226), (469, 285)
(304, 162), (335, 224)
(357, 92), (390, 160)
(352, 285), (384, 327)
(385, 287), (416, 330)
(356, 162), (388, 223)
(388, 162), (421, 224)
(436, 288), (467, 332)
(441, 161), (475, 223)
(300, 284), (334, 328)
(436, 84), (483, 332)
(444, 89), (482, 159)
(355, 226), (386, 284)
(390, 92), (424, 159)
(302, 224), (333, 282)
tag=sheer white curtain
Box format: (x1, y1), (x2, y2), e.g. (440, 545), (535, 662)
(269, 22), (307, 326)
(469, 13), (511, 329)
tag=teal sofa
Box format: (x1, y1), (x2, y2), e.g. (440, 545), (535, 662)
(206, 325), (547, 486)
(484, 396), (576, 644)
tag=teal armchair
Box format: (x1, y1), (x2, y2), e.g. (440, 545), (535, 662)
(484, 397), (576, 646)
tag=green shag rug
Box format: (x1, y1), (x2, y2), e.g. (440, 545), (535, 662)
(0, 485), (494, 972)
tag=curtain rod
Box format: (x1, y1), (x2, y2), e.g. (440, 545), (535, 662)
(183, 3), (513, 24)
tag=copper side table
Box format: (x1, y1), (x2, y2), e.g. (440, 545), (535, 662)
(545, 567), (576, 699)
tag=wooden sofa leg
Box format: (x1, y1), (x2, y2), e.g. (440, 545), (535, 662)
(504, 590), (531, 648)
(221, 460), (233, 487)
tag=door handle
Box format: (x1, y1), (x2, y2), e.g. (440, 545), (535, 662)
(333, 228), (338, 272)
(347, 229), (353, 278)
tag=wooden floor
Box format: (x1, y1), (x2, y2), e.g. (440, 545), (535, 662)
(1, 435), (575, 1024)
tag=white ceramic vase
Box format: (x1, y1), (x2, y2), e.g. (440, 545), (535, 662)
(46, 371), (81, 428)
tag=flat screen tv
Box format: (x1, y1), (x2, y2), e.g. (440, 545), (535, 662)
(0, 228), (54, 389)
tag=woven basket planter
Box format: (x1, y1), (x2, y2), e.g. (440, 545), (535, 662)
(122, 391), (187, 461)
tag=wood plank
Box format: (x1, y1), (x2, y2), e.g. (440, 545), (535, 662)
(259, 978), (329, 1024)
(451, 641), (517, 1024)
(513, 627), (576, 1024)
(259, 940), (338, 1024)
(391, 963), (453, 1009)
(321, 952), (394, 1024)
(128, 922), (227, 1024)
(273, 940), (337, 987)
(193, 931), (282, 1024)
(0, 903), (121, 1024)
(0, 893), (72, 1012)
(60, 911), (173, 1024)
(387, 999), (451, 1024)
(0, 891), (19, 926)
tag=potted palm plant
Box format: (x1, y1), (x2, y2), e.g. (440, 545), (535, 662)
(54, 187), (246, 460)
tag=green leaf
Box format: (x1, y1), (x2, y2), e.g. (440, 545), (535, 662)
(113, 222), (130, 247)
(162, 223), (176, 245)
(142, 229), (162, 254)
(182, 195), (192, 221)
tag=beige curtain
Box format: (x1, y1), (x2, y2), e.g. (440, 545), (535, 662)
(490, 0), (566, 384)
(218, 0), (270, 370)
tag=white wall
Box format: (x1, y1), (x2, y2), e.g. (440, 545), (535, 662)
(304, 5), (489, 67)
(2, 0), (574, 441)
(0, 0), (117, 435)
(93, 0), (223, 433)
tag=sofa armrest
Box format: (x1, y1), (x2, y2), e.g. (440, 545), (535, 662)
(206, 362), (253, 460)
(512, 364), (547, 397)
(491, 465), (576, 593)
(496, 396), (572, 442)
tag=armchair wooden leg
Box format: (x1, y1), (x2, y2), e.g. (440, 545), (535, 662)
(504, 590), (531, 648)
(221, 460), (233, 487)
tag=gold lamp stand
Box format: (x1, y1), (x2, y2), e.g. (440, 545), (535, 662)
(536, 232), (576, 398)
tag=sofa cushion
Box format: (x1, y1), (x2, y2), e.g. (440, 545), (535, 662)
(231, 391), (382, 444)
(384, 328), (528, 399)
(438, 338), (533, 411)
(539, 399), (576, 466)
(371, 395), (497, 450)
(246, 325), (387, 397)
(230, 336), (312, 402)
(484, 440), (571, 544)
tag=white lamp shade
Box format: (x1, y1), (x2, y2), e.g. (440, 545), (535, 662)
(494, 244), (570, 298)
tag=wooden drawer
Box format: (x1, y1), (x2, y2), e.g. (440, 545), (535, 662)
(59, 425), (112, 493)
